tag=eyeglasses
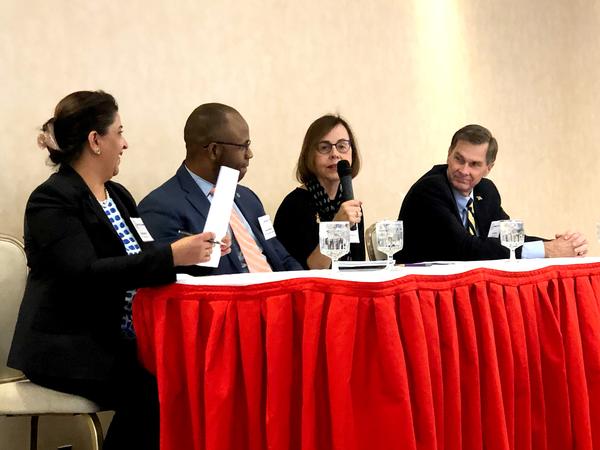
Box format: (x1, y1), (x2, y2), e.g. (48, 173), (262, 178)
(204, 140), (251, 151)
(316, 139), (351, 154)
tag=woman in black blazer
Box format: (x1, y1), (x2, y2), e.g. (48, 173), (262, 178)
(8, 91), (229, 450)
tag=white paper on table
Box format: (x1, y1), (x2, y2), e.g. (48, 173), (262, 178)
(197, 166), (239, 267)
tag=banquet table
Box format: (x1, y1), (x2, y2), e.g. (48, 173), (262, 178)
(133, 258), (600, 450)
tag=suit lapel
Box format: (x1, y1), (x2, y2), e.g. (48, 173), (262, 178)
(176, 165), (246, 271)
(86, 194), (116, 234)
(441, 171), (463, 223)
(235, 192), (264, 243)
(234, 190), (275, 267)
(59, 166), (125, 249)
(105, 184), (152, 250)
(473, 187), (490, 237)
(176, 165), (210, 222)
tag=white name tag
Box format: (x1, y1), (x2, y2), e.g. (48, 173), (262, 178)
(350, 227), (360, 243)
(130, 217), (154, 242)
(488, 220), (500, 238)
(258, 215), (276, 240)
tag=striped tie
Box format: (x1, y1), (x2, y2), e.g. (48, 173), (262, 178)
(207, 188), (272, 272)
(466, 198), (477, 236)
(229, 208), (273, 273)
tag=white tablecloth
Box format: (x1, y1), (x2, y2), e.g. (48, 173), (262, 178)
(176, 256), (600, 286)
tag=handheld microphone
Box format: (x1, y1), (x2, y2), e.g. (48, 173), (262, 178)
(337, 160), (354, 201)
(337, 160), (357, 230)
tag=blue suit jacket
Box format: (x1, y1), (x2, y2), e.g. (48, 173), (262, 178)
(138, 164), (302, 275)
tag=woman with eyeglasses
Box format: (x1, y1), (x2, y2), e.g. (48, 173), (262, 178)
(8, 90), (230, 450)
(274, 114), (365, 269)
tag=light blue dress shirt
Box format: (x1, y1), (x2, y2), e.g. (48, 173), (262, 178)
(451, 188), (544, 259)
(452, 189), (476, 234)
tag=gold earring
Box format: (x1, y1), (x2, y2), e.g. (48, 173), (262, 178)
(95, 149), (101, 155)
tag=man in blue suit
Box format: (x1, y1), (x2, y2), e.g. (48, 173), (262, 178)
(138, 103), (302, 275)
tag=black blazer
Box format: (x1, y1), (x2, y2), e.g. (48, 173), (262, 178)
(274, 187), (366, 269)
(138, 164), (302, 276)
(395, 164), (521, 263)
(8, 165), (175, 381)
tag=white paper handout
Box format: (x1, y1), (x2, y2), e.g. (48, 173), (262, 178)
(198, 166), (239, 267)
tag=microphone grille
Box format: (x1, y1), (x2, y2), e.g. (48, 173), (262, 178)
(336, 160), (352, 177)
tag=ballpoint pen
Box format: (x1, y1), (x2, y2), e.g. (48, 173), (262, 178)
(177, 230), (224, 246)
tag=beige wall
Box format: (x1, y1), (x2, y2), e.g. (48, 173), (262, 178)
(2, 0), (600, 448)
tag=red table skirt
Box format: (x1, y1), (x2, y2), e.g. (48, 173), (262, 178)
(133, 264), (600, 450)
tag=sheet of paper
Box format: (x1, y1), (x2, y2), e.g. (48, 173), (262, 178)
(198, 166), (239, 267)
(488, 220), (501, 238)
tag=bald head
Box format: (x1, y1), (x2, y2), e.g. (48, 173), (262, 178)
(184, 103), (244, 153)
(183, 103), (252, 183)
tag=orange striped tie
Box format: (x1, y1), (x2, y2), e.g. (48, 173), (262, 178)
(229, 209), (273, 273)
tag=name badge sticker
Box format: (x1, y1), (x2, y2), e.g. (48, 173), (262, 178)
(130, 217), (154, 242)
(488, 220), (501, 238)
(258, 215), (277, 240)
(350, 227), (360, 243)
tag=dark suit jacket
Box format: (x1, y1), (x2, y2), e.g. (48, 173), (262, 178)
(8, 165), (175, 381)
(395, 164), (531, 263)
(138, 164), (302, 275)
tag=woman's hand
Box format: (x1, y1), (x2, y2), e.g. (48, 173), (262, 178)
(333, 199), (363, 225)
(171, 232), (217, 266)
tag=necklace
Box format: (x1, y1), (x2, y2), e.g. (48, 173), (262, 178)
(97, 187), (110, 204)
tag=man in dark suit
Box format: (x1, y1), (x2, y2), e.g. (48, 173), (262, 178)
(138, 103), (302, 275)
(395, 124), (588, 263)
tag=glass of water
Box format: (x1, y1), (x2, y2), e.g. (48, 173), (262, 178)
(319, 221), (351, 270)
(500, 219), (525, 260)
(375, 220), (403, 268)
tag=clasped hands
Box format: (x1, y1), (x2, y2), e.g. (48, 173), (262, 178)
(544, 230), (588, 258)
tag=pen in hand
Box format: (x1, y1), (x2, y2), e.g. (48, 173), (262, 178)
(178, 230), (224, 246)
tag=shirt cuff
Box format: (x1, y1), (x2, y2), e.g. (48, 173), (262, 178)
(521, 240), (545, 259)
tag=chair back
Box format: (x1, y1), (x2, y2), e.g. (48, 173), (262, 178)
(0, 234), (28, 381)
(365, 223), (387, 261)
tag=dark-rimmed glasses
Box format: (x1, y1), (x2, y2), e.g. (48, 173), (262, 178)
(204, 140), (251, 151)
(316, 139), (351, 154)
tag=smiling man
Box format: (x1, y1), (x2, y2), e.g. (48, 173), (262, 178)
(395, 124), (588, 263)
(138, 103), (301, 275)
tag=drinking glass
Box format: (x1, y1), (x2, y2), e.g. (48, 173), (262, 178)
(319, 221), (351, 270)
(375, 220), (403, 268)
(500, 219), (525, 260)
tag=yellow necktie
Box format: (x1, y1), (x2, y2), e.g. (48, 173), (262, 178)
(466, 198), (477, 236)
